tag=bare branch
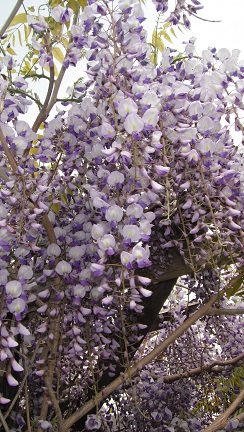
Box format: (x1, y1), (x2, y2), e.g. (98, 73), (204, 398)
(38, 297), (62, 429)
(44, 376), (63, 427)
(24, 380), (31, 432)
(233, 412), (244, 423)
(10, 88), (43, 109)
(42, 213), (57, 244)
(0, 0), (24, 38)
(185, 7), (221, 23)
(31, 10), (80, 132)
(0, 125), (18, 173)
(44, 66), (66, 117)
(158, 353), (244, 383)
(62, 291), (222, 431)
(0, 410), (10, 432)
(154, 305), (244, 334)
(32, 64), (55, 132)
(203, 388), (244, 432)
(208, 308), (244, 316)
(44, 10), (80, 119)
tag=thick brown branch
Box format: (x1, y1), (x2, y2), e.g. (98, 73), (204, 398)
(62, 291), (221, 431)
(233, 412), (244, 423)
(140, 279), (177, 333)
(138, 247), (191, 283)
(203, 388), (244, 432)
(38, 295), (61, 429)
(0, 0), (24, 38)
(153, 306), (244, 334)
(42, 214), (57, 244)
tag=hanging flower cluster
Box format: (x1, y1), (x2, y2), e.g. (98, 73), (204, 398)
(103, 281), (244, 432)
(0, 0), (243, 430)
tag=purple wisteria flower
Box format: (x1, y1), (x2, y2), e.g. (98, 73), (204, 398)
(0, 0), (243, 429)
(27, 15), (48, 33)
(51, 6), (72, 23)
(85, 414), (101, 430)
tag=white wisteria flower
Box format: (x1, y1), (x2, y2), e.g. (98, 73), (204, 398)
(18, 265), (33, 280)
(55, 260), (72, 276)
(107, 171), (125, 186)
(5, 280), (22, 298)
(8, 298), (26, 314)
(47, 243), (61, 257)
(118, 97), (138, 117)
(105, 205), (123, 223)
(91, 224), (105, 240)
(122, 225), (141, 242)
(126, 203), (143, 219)
(69, 246), (86, 260)
(124, 113), (144, 134)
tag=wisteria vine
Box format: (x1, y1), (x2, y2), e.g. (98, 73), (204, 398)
(0, 0), (243, 431)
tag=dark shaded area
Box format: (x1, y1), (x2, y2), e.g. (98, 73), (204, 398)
(70, 278), (177, 431)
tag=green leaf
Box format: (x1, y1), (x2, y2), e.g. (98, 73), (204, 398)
(51, 203), (61, 214)
(24, 24), (31, 41)
(20, 60), (31, 76)
(7, 47), (16, 55)
(60, 193), (68, 205)
(31, 57), (39, 66)
(68, 0), (79, 13)
(61, 36), (69, 49)
(52, 46), (65, 64)
(18, 30), (22, 46)
(226, 274), (244, 298)
(49, 0), (64, 6)
(48, 19), (62, 37)
(9, 13), (27, 27)
(77, 0), (87, 7)
(43, 63), (59, 78)
(178, 24), (185, 34)
(226, 267), (244, 298)
(152, 29), (165, 52)
(159, 30), (172, 44)
(163, 22), (171, 29)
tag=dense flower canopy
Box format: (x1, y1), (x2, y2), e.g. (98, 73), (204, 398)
(0, 0), (243, 431)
